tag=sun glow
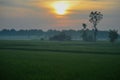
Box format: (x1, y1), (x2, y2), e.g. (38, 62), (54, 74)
(53, 1), (70, 15)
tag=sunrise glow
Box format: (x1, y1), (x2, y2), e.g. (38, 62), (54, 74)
(53, 1), (70, 15)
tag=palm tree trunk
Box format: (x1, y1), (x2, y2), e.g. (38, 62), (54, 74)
(93, 24), (97, 41)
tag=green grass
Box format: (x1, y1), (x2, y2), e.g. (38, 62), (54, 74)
(0, 40), (120, 80)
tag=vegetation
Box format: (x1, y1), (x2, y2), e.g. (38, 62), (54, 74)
(81, 23), (87, 41)
(0, 11), (119, 80)
(89, 11), (103, 41)
(81, 23), (94, 41)
(81, 11), (103, 42)
(0, 29), (111, 40)
(0, 40), (120, 80)
(109, 29), (119, 43)
(49, 32), (71, 41)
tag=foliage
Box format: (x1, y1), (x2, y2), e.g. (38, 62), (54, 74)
(49, 32), (71, 41)
(81, 23), (88, 41)
(89, 11), (103, 28)
(89, 11), (103, 41)
(0, 29), (112, 40)
(109, 29), (119, 43)
(81, 23), (94, 42)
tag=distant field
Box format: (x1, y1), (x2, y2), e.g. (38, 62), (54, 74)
(0, 40), (120, 80)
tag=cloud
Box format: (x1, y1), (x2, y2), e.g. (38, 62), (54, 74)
(0, 0), (120, 32)
(0, 0), (43, 12)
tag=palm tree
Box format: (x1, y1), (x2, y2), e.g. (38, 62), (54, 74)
(82, 23), (87, 41)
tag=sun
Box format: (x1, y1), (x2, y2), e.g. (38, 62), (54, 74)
(53, 1), (69, 15)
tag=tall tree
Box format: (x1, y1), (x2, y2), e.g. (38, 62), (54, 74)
(89, 11), (103, 41)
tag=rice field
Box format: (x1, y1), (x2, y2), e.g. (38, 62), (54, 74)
(0, 40), (120, 80)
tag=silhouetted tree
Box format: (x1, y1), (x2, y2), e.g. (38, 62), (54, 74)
(82, 23), (88, 41)
(82, 23), (95, 41)
(89, 11), (103, 41)
(109, 29), (118, 43)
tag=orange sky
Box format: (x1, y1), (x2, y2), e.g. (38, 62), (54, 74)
(0, 0), (120, 32)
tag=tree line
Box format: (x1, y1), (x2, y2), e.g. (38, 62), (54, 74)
(0, 11), (119, 42)
(0, 29), (118, 41)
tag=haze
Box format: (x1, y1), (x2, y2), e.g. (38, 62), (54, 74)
(0, 0), (120, 32)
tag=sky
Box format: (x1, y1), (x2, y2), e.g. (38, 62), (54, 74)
(0, 0), (120, 32)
